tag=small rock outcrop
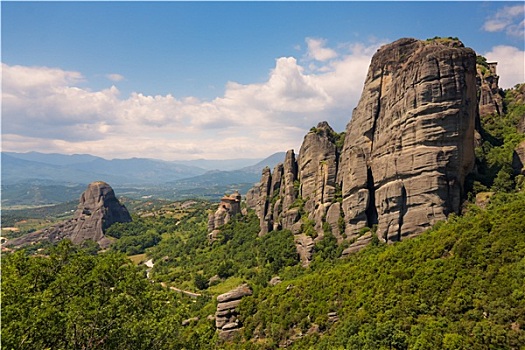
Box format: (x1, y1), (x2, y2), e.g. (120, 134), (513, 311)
(247, 37), (478, 257)
(208, 191), (242, 240)
(215, 284), (253, 341)
(269, 276), (282, 286)
(7, 181), (131, 249)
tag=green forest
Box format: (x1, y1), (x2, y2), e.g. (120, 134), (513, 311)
(2, 83), (525, 349)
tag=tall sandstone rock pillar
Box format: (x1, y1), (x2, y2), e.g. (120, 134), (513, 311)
(338, 38), (477, 245)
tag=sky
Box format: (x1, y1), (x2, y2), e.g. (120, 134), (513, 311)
(2, 1), (524, 161)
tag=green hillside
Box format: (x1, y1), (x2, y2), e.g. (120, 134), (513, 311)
(3, 192), (524, 349)
(234, 193), (525, 349)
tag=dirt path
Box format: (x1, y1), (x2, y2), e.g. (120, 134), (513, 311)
(160, 282), (202, 298)
(145, 258), (202, 298)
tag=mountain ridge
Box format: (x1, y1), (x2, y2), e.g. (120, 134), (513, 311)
(1, 151), (286, 205)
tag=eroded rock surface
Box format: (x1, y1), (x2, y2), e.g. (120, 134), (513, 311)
(339, 38), (477, 248)
(519, 116), (525, 134)
(7, 181), (131, 249)
(297, 122), (341, 239)
(215, 284), (253, 341)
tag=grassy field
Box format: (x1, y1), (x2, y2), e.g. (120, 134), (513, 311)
(128, 253), (148, 265)
(208, 276), (245, 295)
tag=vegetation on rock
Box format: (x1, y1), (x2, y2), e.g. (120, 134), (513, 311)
(469, 84), (525, 194)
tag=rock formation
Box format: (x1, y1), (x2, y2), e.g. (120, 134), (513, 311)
(208, 191), (242, 240)
(477, 61), (503, 117)
(246, 150), (299, 236)
(339, 37), (477, 249)
(297, 122), (341, 239)
(7, 181), (131, 249)
(247, 37), (478, 257)
(513, 84), (525, 133)
(215, 284), (253, 341)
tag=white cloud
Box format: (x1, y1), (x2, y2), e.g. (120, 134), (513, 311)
(1, 39), (379, 160)
(483, 4), (525, 37)
(484, 45), (525, 89)
(2, 63), (83, 95)
(106, 73), (125, 82)
(305, 37), (338, 62)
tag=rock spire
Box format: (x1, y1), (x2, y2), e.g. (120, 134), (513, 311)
(7, 181), (132, 249)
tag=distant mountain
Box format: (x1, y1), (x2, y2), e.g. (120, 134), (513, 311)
(3, 151), (102, 166)
(2, 151), (285, 186)
(2, 152), (207, 186)
(173, 158), (266, 171)
(66, 158), (207, 184)
(1, 154), (125, 185)
(241, 152), (286, 174)
(170, 152), (287, 188)
(1, 151), (286, 205)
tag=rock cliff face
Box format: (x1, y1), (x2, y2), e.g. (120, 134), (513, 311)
(477, 62), (503, 117)
(297, 122), (341, 238)
(7, 181), (131, 249)
(519, 116), (525, 134)
(247, 37), (478, 257)
(339, 38), (477, 249)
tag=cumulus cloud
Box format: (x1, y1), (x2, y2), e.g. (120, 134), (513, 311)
(483, 4), (525, 37)
(484, 45), (525, 89)
(305, 37), (338, 62)
(2, 39), (380, 160)
(106, 73), (125, 82)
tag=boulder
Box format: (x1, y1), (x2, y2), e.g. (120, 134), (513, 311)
(181, 317), (199, 326)
(269, 276), (282, 286)
(294, 233), (315, 267)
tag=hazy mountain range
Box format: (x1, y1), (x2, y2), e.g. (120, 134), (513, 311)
(1, 151), (285, 206)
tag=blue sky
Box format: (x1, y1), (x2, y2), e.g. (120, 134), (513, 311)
(2, 1), (524, 160)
